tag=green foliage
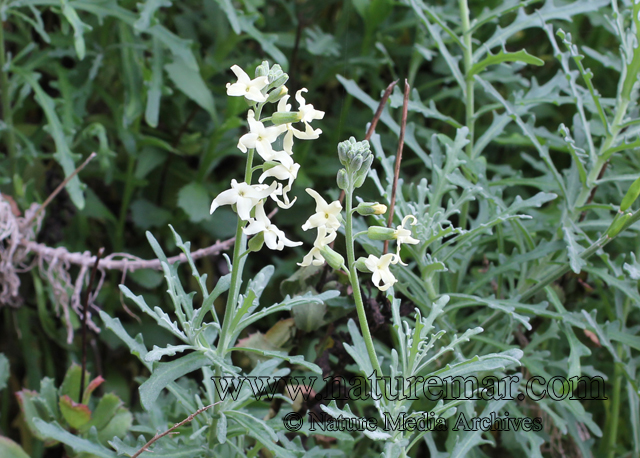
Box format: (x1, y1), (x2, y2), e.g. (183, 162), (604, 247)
(2, 0), (640, 457)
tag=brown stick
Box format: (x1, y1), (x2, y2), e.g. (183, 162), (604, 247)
(79, 247), (104, 403)
(131, 402), (221, 458)
(21, 236), (235, 271)
(336, 80), (399, 206)
(383, 80), (410, 255)
(26, 152), (97, 227)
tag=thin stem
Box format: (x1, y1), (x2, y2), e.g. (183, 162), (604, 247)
(605, 346), (623, 458)
(458, 0), (474, 231)
(575, 100), (629, 211)
(345, 188), (384, 392)
(384, 80), (410, 255)
(211, 104), (262, 447)
(26, 152), (97, 227)
(0, 19), (17, 177)
(133, 402), (220, 458)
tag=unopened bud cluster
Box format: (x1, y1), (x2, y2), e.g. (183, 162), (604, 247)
(336, 137), (373, 190)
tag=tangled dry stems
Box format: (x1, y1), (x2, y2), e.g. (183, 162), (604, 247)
(0, 194), (235, 343)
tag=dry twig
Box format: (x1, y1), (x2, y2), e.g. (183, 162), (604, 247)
(131, 402), (220, 458)
(383, 80), (410, 255)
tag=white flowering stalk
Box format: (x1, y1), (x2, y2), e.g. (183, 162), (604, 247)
(298, 136), (422, 391)
(207, 62), (324, 444)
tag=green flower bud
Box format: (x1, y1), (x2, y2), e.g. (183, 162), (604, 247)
(266, 85), (289, 104)
(620, 176), (640, 212)
(356, 202), (387, 215)
(353, 155), (374, 188)
(271, 110), (299, 125)
(367, 226), (396, 240)
(320, 245), (345, 270)
(351, 153), (364, 173)
(354, 257), (371, 273)
(255, 61), (270, 78)
(262, 161), (279, 171)
(270, 73), (289, 89)
(337, 168), (349, 190)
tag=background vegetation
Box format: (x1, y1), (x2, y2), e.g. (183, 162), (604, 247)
(1, 0), (639, 457)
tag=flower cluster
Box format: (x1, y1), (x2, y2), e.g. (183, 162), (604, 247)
(359, 215), (420, 291)
(298, 189), (343, 267)
(210, 62), (324, 251)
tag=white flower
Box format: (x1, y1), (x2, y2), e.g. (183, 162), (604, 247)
(364, 253), (399, 291)
(244, 202), (302, 251)
(393, 215), (420, 264)
(226, 65), (269, 102)
(270, 182), (296, 209)
(301, 188), (342, 232)
(298, 226), (337, 266)
(210, 179), (276, 221)
(237, 110), (287, 160)
(277, 90), (324, 152)
(296, 89), (325, 125)
(259, 151), (300, 187)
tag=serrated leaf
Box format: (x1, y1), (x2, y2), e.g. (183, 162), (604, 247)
(470, 49), (543, 76)
(60, 0), (92, 60)
(562, 226), (586, 273)
(145, 344), (195, 362)
(134, 0), (172, 31)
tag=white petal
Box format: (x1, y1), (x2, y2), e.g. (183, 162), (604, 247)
(230, 65), (250, 83)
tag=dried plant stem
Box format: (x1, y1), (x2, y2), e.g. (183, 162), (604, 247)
(383, 80), (410, 255)
(26, 152), (97, 227)
(79, 247), (104, 403)
(21, 236), (235, 271)
(331, 80), (398, 251)
(131, 402), (220, 458)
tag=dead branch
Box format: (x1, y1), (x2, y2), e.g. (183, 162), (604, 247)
(131, 402), (220, 458)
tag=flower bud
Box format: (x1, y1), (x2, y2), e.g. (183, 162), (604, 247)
(356, 202), (387, 215)
(350, 153), (364, 173)
(353, 155), (374, 188)
(255, 61), (270, 78)
(266, 85), (289, 104)
(354, 257), (371, 273)
(269, 73), (289, 89)
(271, 110), (299, 125)
(337, 168), (349, 190)
(320, 245), (345, 270)
(367, 226), (396, 240)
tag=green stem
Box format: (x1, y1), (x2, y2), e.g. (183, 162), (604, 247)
(575, 99), (629, 210)
(458, 0), (473, 231)
(210, 105), (261, 448)
(345, 188), (385, 392)
(605, 346), (623, 458)
(0, 18), (18, 177)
